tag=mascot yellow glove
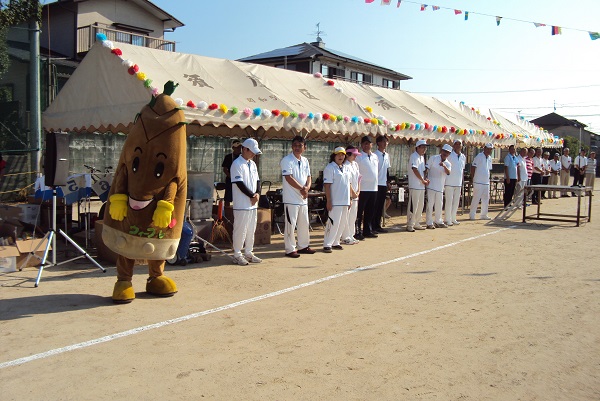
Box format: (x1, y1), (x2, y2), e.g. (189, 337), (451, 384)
(153, 200), (175, 228)
(109, 194), (128, 221)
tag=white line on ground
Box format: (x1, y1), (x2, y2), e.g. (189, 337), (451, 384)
(0, 225), (515, 370)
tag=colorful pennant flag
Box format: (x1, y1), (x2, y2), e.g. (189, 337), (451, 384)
(496, 16), (502, 26)
(397, 0), (402, 7)
(589, 32), (600, 40)
(533, 22), (546, 27)
(454, 9), (462, 15)
(464, 11), (469, 20)
(432, 5), (440, 11)
(420, 4), (427, 11)
(381, 0), (391, 5)
(552, 26), (562, 35)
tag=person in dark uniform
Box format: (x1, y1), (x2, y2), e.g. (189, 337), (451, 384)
(222, 138), (242, 207)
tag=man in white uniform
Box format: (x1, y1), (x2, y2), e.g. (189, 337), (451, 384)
(372, 135), (390, 233)
(281, 136), (315, 258)
(469, 143), (493, 220)
(407, 139), (429, 232)
(356, 136), (379, 239)
(548, 152), (561, 199)
(230, 138), (262, 266)
(342, 146), (361, 245)
(445, 139), (466, 226)
(560, 147), (572, 197)
(425, 144), (452, 229)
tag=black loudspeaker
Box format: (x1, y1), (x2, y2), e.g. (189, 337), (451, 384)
(44, 132), (69, 187)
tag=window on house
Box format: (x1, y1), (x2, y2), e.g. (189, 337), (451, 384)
(321, 64), (329, 76)
(330, 67), (345, 79)
(382, 79), (397, 89)
(363, 74), (372, 84)
(351, 71), (363, 83)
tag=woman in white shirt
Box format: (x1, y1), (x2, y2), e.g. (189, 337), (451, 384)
(322, 147), (351, 253)
(341, 146), (361, 245)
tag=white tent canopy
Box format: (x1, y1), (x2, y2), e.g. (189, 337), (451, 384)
(43, 39), (558, 147)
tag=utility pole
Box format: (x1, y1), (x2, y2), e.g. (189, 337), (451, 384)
(29, 17), (42, 176)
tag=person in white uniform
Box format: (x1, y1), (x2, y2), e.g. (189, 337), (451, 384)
(322, 147), (351, 253)
(280, 136), (316, 258)
(560, 147), (572, 197)
(515, 147), (529, 205)
(585, 151), (596, 196)
(548, 152), (561, 199)
(355, 136), (379, 239)
(230, 138), (262, 266)
(469, 143), (493, 220)
(425, 144), (452, 229)
(372, 135), (391, 233)
(444, 139), (466, 226)
(341, 146), (361, 245)
(407, 139), (429, 232)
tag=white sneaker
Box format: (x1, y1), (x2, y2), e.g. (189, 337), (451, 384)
(406, 226), (415, 232)
(233, 255), (249, 266)
(245, 254), (262, 263)
(342, 238), (357, 245)
(446, 221), (453, 227)
(414, 225), (426, 230)
(480, 216), (492, 220)
(452, 220), (460, 225)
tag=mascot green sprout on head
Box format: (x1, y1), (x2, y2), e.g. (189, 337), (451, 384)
(102, 81), (188, 303)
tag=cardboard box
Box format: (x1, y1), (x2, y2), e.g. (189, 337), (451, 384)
(15, 238), (52, 268)
(0, 238), (52, 269)
(0, 244), (19, 272)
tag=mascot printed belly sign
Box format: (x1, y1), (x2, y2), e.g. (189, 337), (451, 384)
(102, 81), (187, 303)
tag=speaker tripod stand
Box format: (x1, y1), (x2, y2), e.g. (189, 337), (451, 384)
(20, 187), (106, 287)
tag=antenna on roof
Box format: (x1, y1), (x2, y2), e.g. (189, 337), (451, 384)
(313, 22), (326, 44)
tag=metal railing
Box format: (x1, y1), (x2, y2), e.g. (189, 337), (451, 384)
(77, 24), (176, 54)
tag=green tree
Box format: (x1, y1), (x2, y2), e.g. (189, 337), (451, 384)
(0, 0), (42, 76)
(562, 135), (589, 153)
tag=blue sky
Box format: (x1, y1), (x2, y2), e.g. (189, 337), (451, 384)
(149, 0), (600, 133)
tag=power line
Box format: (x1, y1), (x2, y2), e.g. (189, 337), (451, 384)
(411, 84), (600, 95)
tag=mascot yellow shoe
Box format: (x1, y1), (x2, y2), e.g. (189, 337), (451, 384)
(112, 280), (135, 304)
(146, 276), (178, 297)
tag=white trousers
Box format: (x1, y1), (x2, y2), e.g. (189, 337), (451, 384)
(341, 200), (359, 240)
(469, 183), (490, 219)
(233, 209), (257, 258)
(585, 173), (595, 193)
(283, 204), (310, 253)
(549, 173), (559, 197)
(560, 170), (570, 195)
(407, 189), (425, 229)
(444, 186), (461, 224)
(323, 205), (348, 248)
(426, 189), (444, 226)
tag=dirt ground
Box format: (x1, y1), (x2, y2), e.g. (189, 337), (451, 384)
(1, 193), (599, 400)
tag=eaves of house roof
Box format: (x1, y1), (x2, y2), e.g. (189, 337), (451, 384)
(44, 0), (184, 31)
(238, 42), (412, 80)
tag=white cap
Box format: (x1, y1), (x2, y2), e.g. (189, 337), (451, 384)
(415, 139), (427, 147)
(441, 144), (453, 152)
(484, 143), (494, 149)
(242, 138), (262, 155)
(453, 139), (462, 144)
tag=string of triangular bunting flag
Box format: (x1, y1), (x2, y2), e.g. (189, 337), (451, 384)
(365, 0), (599, 40)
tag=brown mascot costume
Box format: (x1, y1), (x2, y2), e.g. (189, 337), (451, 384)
(102, 81), (187, 303)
